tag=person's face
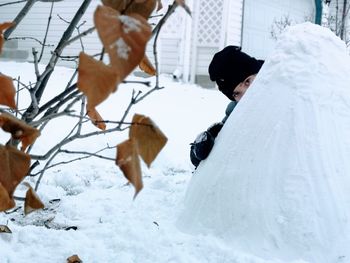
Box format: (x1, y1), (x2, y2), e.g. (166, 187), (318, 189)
(232, 74), (256, 101)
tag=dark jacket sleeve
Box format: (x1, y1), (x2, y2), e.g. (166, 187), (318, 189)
(190, 101), (237, 167)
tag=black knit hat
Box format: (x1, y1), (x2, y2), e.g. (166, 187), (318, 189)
(208, 46), (264, 100)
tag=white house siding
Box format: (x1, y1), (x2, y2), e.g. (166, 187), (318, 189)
(242, 0), (315, 59)
(189, 0), (243, 83)
(0, 0), (187, 74)
(226, 0), (244, 47)
(0, 0), (316, 82)
(145, 2), (186, 75)
(0, 0), (101, 67)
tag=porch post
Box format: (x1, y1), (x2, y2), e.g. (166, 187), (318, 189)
(315, 0), (323, 25)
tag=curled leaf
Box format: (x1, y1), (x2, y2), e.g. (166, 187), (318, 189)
(94, 5), (152, 80)
(0, 73), (16, 109)
(0, 144), (31, 212)
(156, 0), (163, 11)
(0, 22), (14, 54)
(116, 138), (143, 198)
(67, 254), (82, 263)
(0, 182), (15, 212)
(87, 108), (107, 130)
(129, 114), (167, 167)
(77, 52), (118, 110)
(139, 55), (156, 76)
(23, 182), (44, 215)
(102, 0), (157, 19)
(0, 113), (40, 151)
(175, 0), (191, 16)
(0, 224), (12, 233)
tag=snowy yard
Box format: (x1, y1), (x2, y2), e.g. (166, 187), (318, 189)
(2, 22), (350, 263)
(0, 61), (250, 263)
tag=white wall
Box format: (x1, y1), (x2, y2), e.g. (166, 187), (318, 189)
(242, 0), (315, 59)
(0, 0), (101, 67)
(226, 0), (244, 47)
(0, 0), (187, 74)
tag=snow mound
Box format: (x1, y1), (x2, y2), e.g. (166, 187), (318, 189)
(177, 22), (350, 263)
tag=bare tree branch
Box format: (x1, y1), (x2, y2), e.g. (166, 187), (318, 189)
(7, 36), (54, 47)
(0, 0), (26, 7)
(32, 48), (40, 79)
(38, 0), (55, 62)
(3, 0), (36, 39)
(22, 0), (92, 122)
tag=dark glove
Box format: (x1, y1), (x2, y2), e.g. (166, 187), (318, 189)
(207, 122), (224, 137)
(189, 122), (224, 167)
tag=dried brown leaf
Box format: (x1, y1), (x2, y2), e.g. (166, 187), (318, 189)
(175, 0), (191, 15)
(87, 108), (107, 130)
(0, 113), (40, 151)
(67, 254), (82, 263)
(116, 138), (143, 198)
(77, 52), (118, 110)
(0, 22), (14, 54)
(156, 0), (163, 11)
(0, 73), (16, 109)
(0, 144), (31, 212)
(102, 0), (156, 19)
(23, 182), (44, 215)
(139, 55), (156, 76)
(0, 182), (15, 212)
(129, 114), (167, 167)
(94, 5), (151, 80)
(0, 224), (12, 233)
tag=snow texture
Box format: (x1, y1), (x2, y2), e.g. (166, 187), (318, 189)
(119, 15), (142, 34)
(178, 23), (350, 263)
(1, 22), (349, 263)
(115, 37), (131, 59)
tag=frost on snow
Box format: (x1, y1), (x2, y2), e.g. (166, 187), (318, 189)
(178, 22), (350, 263)
(119, 15), (142, 34)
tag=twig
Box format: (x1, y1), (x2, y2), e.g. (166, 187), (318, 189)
(37, 83), (77, 116)
(35, 149), (60, 191)
(30, 123), (126, 161)
(99, 47), (105, 61)
(30, 145), (116, 177)
(134, 85), (164, 103)
(7, 36), (54, 47)
(151, 1), (179, 38)
(38, 0), (55, 62)
(61, 26), (95, 50)
(77, 97), (86, 134)
(57, 14), (87, 51)
(122, 80), (151, 87)
(3, 0), (36, 39)
(116, 89), (140, 129)
(59, 149), (115, 161)
(151, 1), (180, 88)
(15, 76), (20, 117)
(32, 48), (40, 79)
(65, 69), (78, 90)
(22, 0), (92, 122)
(0, 0), (26, 7)
(29, 110), (74, 126)
(122, 0), (136, 14)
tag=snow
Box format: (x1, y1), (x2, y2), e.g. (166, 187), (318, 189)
(0, 22), (349, 263)
(178, 22), (350, 263)
(119, 15), (142, 34)
(115, 37), (131, 59)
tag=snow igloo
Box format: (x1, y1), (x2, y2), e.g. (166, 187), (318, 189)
(178, 23), (350, 263)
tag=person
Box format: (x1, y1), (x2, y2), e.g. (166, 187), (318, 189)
(190, 46), (264, 168)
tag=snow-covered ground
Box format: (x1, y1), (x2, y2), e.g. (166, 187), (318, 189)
(0, 58), (254, 263)
(1, 22), (350, 263)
